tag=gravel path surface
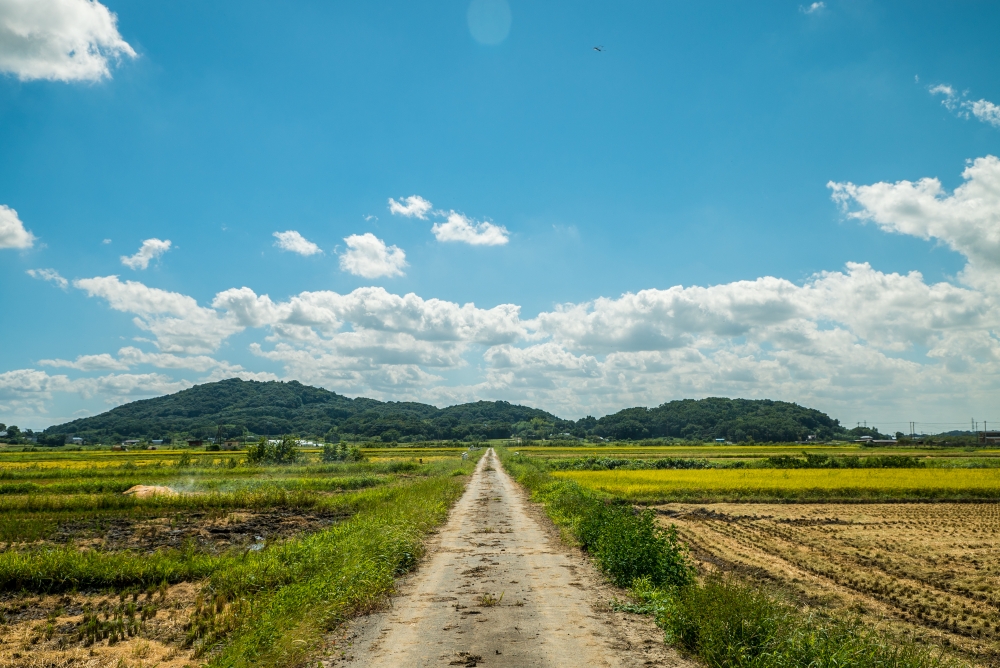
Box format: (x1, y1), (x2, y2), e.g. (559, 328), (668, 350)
(331, 448), (691, 667)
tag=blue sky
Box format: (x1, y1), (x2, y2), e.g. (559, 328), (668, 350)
(2, 0), (1000, 432)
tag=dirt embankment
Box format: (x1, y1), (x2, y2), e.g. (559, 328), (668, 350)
(327, 449), (691, 667)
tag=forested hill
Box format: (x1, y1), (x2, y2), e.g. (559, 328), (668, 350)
(591, 397), (850, 442)
(43, 379), (559, 442)
(43, 379), (859, 443)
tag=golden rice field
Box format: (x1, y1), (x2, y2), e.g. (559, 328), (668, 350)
(516, 444), (1000, 461)
(554, 467), (1000, 501)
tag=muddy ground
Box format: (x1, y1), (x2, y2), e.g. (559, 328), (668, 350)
(40, 508), (343, 554)
(0, 583), (200, 668)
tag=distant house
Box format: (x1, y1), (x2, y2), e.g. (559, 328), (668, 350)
(187, 439), (204, 447)
(221, 440), (240, 451)
(112, 444), (127, 452)
(70, 437), (84, 445)
(714, 438), (726, 443)
(856, 437), (898, 445)
(151, 440), (164, 445)
(123, 439), (140, 446)
(979, 431), (1000, 445)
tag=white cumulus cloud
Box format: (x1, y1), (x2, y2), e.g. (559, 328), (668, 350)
(339, 233), (407, 278)
(829, 155), (1000, 288)
(39, 352), (128, 371)
(388, 195), (433, 219)
(800, 2), (825, 14)
(73, 275), (243, 353)
(26, 268), (67, 289)
(12, 157), (1000, 423)
(431, 211), (509, 246)
(0, 205), (35, 249)
(0, 0), (135, 82)
(120, 238), (171, 270)
(272, 230), (322, 256)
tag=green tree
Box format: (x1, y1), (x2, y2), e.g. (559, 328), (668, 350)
(247, 435), (301, 465)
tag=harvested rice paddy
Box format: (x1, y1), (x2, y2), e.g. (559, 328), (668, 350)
(659, 502), (1000, 664)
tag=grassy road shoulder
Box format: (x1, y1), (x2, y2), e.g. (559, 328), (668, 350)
(0, 451), (482, 667)
(497, 448), (962, 668)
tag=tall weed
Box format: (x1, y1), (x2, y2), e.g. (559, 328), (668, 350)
(658, 574), (959, 668)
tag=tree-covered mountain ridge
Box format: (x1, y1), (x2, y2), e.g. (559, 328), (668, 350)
(42, 378), (868, 443)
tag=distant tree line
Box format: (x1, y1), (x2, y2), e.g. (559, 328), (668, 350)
(35, 378), (896, 445)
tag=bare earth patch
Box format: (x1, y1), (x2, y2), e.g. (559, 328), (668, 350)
(47, 508), (341, 554)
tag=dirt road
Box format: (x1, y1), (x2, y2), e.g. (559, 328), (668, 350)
(334, 449), (689, 667)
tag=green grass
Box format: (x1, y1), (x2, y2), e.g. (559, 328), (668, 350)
(628, 574), (959, 668)
(499, 449), (693, 590)
(0, 446), (481, 665)
(500, 448), (962, 668)
(204, 474), (466, 666)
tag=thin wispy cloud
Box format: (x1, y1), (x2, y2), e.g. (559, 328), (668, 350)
(120, 238), (171, 270)
(388, 195), (433, 219)
(0, 0), (136, 82)
(799, 2), (825, 14)
(0, 205), (35, 249)
(930, 84), (1000, 128)
(26, 268), (68, 289)
(339, 233), (407, 278)
(273, 230), (323, 256)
